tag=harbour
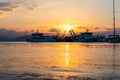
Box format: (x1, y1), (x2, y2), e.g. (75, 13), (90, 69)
(0, 0), (120, 80)
(27, 29), (120, 43)
(0, 42), (120, 80)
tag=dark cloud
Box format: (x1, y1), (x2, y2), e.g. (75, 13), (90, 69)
(94, 27), (100, 30)
(49, 28), (60, 33)
(78, 26), (88, 29)
(0, 1), (25, 11)
(0, 1), (38, 13)
(26, 2), (38, 11)
(78, 26), (85, 29)
(103, 27), (112, 31)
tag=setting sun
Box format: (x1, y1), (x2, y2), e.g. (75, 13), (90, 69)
(59, 24), (74, 32)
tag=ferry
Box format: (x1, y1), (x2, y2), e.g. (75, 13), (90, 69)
(27, 30), (57, 42)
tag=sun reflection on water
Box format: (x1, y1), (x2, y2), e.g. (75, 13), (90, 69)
(65, 43), (70, 67)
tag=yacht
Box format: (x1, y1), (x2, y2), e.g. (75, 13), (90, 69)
(108, 0), (120, 43)
(27, 30), (57, 42)
(108, 35), (120, 43)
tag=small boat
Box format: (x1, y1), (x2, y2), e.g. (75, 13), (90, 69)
(27, 30), (57, 42)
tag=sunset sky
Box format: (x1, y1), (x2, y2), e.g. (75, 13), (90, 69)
(0, 0), (120, 33)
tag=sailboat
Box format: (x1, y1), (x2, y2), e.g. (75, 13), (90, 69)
(109, 0), (120, 43)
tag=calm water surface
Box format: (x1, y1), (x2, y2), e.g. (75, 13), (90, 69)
(0, 42), (120, 80)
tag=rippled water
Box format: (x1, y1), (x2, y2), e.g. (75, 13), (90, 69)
(0, 42), (120, 80)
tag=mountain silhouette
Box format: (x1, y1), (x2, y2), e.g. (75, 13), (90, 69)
(0, 36), (9, 41)
(11, 35), (30, 41)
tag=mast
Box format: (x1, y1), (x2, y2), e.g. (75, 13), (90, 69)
(113, 0), (116, 39)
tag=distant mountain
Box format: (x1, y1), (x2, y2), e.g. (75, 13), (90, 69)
(0, 36), (9, 41)
(12, 35), (30, 41)
(0, 28), (30, 39)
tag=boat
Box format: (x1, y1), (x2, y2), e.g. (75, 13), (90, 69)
(69, 29), (98, 42)
(108, 0), (120, 43)
(27, 30), (57, 42)
(77, 29), (95, 42)
(108, 35), (119, 43)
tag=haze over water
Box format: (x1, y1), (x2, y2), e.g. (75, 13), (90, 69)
(0, 42), (120, 80)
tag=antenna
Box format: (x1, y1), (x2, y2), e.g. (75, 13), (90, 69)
(113, 0), (116, 39)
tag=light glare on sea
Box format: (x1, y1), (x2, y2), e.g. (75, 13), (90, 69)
(0, 42), (120, 80)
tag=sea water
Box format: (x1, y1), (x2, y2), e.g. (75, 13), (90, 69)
(0, 42), (120, 80)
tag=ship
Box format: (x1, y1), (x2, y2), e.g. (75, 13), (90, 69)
(27, 30), (57, 42)
(77, 29), (96, 42)
(69, 29), (96, 42)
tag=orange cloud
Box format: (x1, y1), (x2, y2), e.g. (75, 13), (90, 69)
(0, 12), (2, 15)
